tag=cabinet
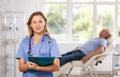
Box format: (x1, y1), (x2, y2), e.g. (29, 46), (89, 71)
(113, 51), (120, 77)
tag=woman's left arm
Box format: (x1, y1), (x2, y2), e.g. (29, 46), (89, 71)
(28, 58), (60, 72)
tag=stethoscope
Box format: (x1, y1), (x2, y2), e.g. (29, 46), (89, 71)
(27, 34), (52, 56)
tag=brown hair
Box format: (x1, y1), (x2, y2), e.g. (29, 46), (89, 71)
(27, 11), (50, 37)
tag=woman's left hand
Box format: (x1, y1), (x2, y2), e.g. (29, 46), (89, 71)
(28, 62), (39, 70)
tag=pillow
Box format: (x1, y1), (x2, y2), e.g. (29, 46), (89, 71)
(106, 35), (113, 45)
(105, 35), (115, 53)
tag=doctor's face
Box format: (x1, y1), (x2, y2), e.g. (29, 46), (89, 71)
(30, 15), (46, 34)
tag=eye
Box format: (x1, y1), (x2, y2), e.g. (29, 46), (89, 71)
(32, 21), (36, 24)
(38, 20), (43, 23)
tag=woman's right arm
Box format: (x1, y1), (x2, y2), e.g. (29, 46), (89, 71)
(18, 58), (29, 72)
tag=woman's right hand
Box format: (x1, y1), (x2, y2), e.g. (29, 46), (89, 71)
(27, 62), (39, 70)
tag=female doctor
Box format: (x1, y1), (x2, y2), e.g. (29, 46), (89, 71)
(16, 11), (61, 77)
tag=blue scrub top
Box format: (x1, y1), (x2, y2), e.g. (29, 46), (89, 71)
(16, 34), (61, 77)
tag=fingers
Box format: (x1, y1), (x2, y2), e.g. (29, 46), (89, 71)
(28, 62), (35, 69)
(27, 62), (38, 70)
(28, 62), (34, 65)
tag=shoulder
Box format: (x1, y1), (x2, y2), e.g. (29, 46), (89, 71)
(49, 37), (56, 44)
(95, 37), (106, 42)
(44, 34), (56, 42)
(100, 38), (107, 42)
(98, 38), (107, 47)
(20, 36), (29, 44)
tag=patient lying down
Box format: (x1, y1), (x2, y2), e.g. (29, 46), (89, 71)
(60, 29), (111, 66)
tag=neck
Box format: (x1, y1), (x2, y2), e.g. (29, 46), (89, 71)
(33, 33), (44, 46)
(34, 32), (44, 40)
(99, 36), (106, 39)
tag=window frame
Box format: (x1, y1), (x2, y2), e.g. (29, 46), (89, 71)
(44, 0), (119, 43)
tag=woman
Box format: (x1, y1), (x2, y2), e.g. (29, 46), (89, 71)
(16, 11), (61, 77)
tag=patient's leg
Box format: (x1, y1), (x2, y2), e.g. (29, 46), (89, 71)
(62, 50), (76, 56)
(60, 50), (85, 66)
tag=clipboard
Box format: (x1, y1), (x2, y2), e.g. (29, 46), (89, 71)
(28, 56), (55, 72)
(28, 56), (55, 66)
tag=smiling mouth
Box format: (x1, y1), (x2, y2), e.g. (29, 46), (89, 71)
(35, 28), (41, 30)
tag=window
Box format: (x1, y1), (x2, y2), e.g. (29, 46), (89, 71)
(46, 0), (66, 2)
(73, 0), (93, 2)
(96, 5), (114, 36)
(45, 1), (67, 41)
(73, 4), (93, 41)
(96, 0), (115, 2)
(118, 5), (120, 40)
(45, 0), (119, 43)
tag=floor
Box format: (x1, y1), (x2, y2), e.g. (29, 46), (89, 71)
(57, 67), (114, 77)
(68, 74), (113, 77)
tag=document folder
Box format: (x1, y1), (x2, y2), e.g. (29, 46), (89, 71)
(28, 57), (55, 72)
(28, 56), (55, 66)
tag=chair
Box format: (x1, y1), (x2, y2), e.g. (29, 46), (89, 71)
(67, 36), (115, 77)
(69, 52), (111, 77)
(54, 36), (114, 77)
(53, 62), (72, 77)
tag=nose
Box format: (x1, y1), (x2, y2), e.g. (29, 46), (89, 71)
(36, 22), (40, 26)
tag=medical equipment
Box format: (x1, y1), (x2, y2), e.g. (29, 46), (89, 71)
(27, 34), (52, 56)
